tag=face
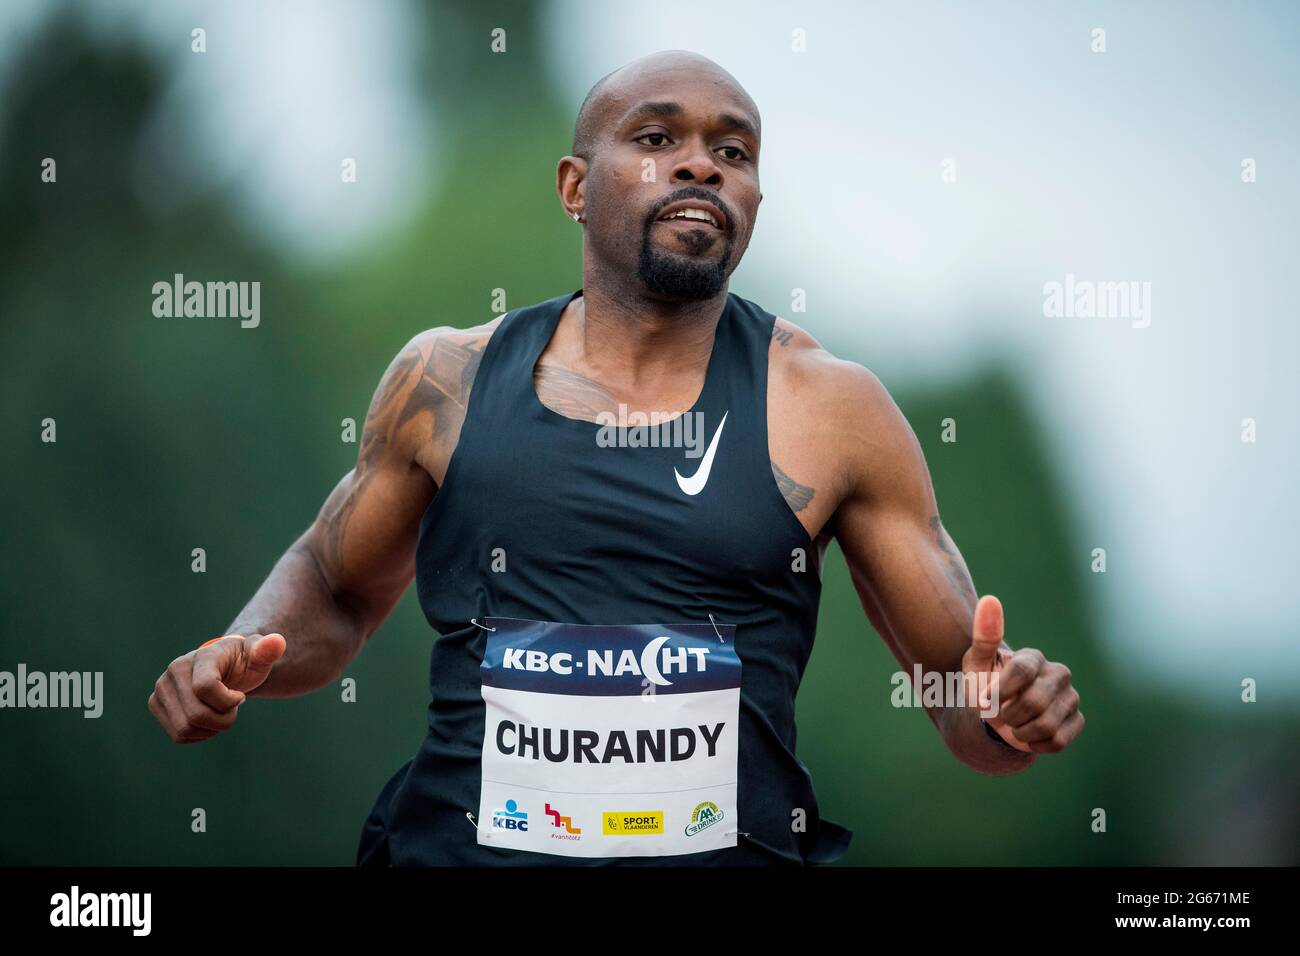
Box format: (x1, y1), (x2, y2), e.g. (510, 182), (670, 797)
(573, 66), (762, 302)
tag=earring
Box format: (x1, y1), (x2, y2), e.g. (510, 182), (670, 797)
(571, 211), (582, 222)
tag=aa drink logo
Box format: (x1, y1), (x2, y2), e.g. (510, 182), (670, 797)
(685, 801), (724, 837)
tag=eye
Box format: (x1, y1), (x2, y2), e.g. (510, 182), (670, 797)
(718, 144), (750, 162)
(635, 132), (671, 147)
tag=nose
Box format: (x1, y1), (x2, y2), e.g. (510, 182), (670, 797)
(669, 136), (723, 187)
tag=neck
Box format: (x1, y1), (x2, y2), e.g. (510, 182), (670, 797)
(569, 270), (727, 387)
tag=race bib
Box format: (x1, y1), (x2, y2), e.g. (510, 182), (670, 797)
(475, 617), (740, 858)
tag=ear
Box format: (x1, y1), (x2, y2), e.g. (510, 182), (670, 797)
(556, 155), (588, 221)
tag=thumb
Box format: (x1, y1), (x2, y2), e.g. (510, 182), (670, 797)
(228, 632), (286, 692)
(966, 595), (1004, 671)
(246, 632), (287, 667)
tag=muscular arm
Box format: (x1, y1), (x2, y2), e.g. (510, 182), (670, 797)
(230, 326), (489, 698)
(827, 367), (1036, 775)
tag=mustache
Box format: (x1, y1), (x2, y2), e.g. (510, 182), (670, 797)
(646, 187), (735, 234)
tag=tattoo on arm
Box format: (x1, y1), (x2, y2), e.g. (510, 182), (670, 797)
(323, 345), (420, 570)
(771, 324), (793, 347)
(773, 461), (814, 512)
(929, 514), (977, 601)
(323, 331), (487, 571)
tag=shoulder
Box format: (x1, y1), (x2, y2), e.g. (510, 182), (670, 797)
(766, 315), (924, 496)
(379, 314), (505, 407)
(402, 315), (504, 380)
(362, 315), (506, 462)
(767, 315), (899, 429)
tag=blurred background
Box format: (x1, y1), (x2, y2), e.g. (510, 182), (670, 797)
(1, 0), (1296, 865)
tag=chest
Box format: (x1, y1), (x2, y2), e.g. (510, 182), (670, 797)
(529, 363), (843, 546)
(418, 330), (846, 555)
(456, 415), (805, 589)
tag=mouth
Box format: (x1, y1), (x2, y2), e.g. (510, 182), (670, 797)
(654, 199), (727, 232)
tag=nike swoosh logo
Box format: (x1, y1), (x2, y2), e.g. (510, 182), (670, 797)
(675, 411), (728, 496)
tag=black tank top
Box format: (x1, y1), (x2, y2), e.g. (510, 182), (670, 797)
(357, 288), (852, 866)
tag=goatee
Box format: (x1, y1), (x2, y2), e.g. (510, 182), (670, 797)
(637, 226), (731, 301)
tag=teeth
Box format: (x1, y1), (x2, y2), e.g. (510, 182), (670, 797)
(660, 207), (719, 227)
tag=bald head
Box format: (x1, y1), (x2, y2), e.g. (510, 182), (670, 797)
(557, 50), (764, 302)
(571, 51), (760, 160)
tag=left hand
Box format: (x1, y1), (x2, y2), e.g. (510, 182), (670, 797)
(961, 595), (1085, 754)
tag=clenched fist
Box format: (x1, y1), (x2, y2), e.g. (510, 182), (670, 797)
(148, 633), (286, 744)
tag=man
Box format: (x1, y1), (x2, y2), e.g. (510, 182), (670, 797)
(147, 50), (1083, 866)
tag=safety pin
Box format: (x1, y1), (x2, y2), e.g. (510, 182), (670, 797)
(708, 612), (726, 644)
(470, 618), (497, 632)
(466, 811), (484, 834)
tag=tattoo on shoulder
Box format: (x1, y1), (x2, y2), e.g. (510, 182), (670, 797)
(929, 514), (977, 600)
(773, 461), (814, 513)
(771, 324), (793, 347)
(401, 333), (487, 441)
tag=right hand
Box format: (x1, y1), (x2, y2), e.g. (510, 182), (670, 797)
(148, 633), (287, 744)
